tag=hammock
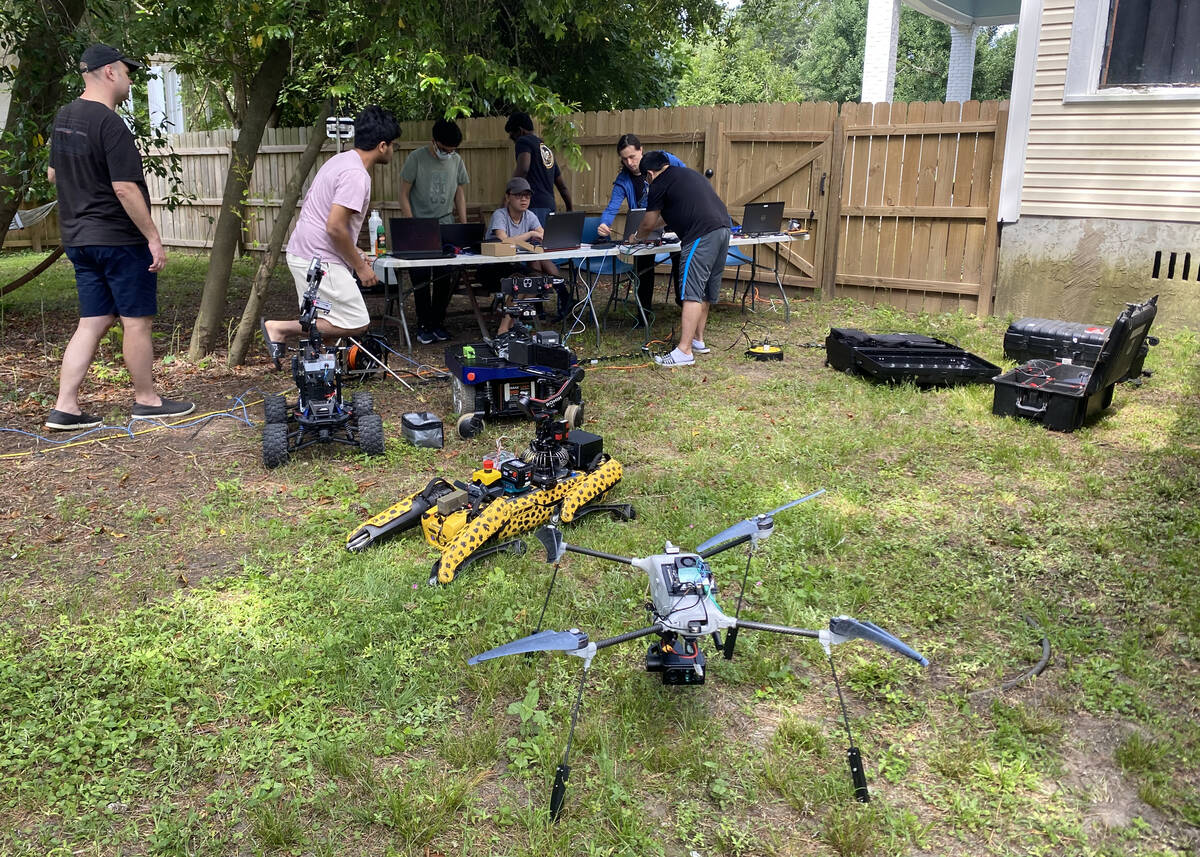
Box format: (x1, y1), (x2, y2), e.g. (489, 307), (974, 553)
(8, 200), (57, 230)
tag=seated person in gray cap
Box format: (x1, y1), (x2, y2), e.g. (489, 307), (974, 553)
(488, 177), (566, 333)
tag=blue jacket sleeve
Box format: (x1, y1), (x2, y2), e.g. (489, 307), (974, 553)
(600, 174), (630, 227)
(665, 151), (686, 168)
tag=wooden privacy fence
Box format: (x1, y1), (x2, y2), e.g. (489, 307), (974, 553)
(8, 99), (1007, 316)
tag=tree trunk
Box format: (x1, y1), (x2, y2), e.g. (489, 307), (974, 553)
(0, 0), (89, 250)
(186, 38), (292, 360)
(227, 99), (332, 367)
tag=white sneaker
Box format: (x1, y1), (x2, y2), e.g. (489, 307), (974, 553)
(654, 348), (695, 367)
(691, 339), (711, 354)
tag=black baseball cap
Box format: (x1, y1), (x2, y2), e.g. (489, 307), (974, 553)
(79, 44), (144, 73)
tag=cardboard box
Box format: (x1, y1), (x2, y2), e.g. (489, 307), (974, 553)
(481, 242), (517, 257)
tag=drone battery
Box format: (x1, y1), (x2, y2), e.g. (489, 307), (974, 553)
(564, 429), (603, 470)
(401, 411), (444, 449)
(500, 459), (534, 492)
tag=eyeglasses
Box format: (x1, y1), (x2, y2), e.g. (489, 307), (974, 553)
(434, 142), (458, 155)
(509, 191), (532, 199)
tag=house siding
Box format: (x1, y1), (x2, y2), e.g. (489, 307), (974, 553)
(1023, 0), (1200, 222)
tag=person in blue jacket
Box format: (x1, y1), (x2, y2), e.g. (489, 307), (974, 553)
(597, 134), (684, 319)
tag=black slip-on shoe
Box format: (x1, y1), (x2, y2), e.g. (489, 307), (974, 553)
(131, 398), (196, 419)
(45, 409), (103, 431)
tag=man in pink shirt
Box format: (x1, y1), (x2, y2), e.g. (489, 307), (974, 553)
(262, 106), (399, 360)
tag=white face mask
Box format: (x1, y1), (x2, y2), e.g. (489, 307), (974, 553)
(435, 147), (453, 160)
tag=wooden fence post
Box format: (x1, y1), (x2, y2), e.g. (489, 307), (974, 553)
(978, 106), (1009, 316)
(820, 114), (846, 299)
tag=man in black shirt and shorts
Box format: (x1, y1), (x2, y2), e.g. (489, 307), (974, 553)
(45, 43), (193, 430)
(633, 151), (731, 367)
(505, 112), (573, 225)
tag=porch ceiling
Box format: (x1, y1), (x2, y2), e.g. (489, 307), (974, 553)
(904, 0), (1020, 27)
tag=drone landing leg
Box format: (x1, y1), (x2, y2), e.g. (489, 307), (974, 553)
(829, 652), (870, 803)
(532, 561), (561, 637)
(551, 662), (590, 822)
(723, 548), (757, 660)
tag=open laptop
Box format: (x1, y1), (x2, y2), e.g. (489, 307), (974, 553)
(388, 217), (446, 259)
(440, 222), (486, 254)
(592, 208), (664, 248)
(739, 201), (785, 237)
(540, 211), (586, 251)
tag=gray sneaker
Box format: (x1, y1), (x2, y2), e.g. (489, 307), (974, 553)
(131, 398), (196, 419)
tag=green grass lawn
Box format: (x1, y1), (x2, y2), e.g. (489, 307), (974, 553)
(0, 249), (1196, 856)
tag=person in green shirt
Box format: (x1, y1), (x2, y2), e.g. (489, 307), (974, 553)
(399, 119), (469, 343)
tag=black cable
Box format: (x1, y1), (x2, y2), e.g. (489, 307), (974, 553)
(969, 613), (1051, 696)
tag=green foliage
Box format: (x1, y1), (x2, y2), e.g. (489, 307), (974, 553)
(679, 0), (1016, 105)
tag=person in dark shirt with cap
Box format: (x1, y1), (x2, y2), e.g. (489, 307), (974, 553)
(44, 43), (194, 430)
(505, 112), (573, 225)
(633, 151), (731, 367)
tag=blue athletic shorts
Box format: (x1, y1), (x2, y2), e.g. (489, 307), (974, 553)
(66, 245), (157, 318)
(678, 227), (731, 304)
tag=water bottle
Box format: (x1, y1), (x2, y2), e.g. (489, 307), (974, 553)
(368, 209), (383, 255)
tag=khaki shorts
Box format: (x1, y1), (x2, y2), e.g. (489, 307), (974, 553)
(286, 253), (370, 331)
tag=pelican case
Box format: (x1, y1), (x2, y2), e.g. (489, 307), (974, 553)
(1003, 306), (1158, 382)
(991, 296), (1158, 432)
(825, 328), (1000, 386)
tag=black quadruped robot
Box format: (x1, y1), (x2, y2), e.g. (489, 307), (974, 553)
(261, 257), (386, 468)
(445, 275), (583, 439)
(469, 491), (929, 821)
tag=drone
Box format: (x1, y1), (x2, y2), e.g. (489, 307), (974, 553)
(469, 491), (928, 821)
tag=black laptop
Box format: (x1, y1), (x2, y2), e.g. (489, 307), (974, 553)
(739, 202), (785, 237)
(621, 208), (664, 242)
(540, 211), (586, 251)
(388, 217), (446, 259)
(440, 222), (486, 254)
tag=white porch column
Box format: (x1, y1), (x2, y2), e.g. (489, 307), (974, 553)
(163, 63), (185, 132)
(147, 63), (167, 130)
(861, 0), (901, 102)
(946, 24), (978, 102)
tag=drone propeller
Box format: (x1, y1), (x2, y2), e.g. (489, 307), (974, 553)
(826, 616), (928, 666)
(696, 489), (826, 556)
(467, 629), (588, 664)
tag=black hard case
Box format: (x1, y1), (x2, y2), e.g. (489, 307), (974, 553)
(992, 296), (1158, 432)
(825, 329), (1000, 386)
(1003, 313), (1154, 382)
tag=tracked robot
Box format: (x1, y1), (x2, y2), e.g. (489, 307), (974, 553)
(345, 368), (634, 583)
(262, 258), (385, 468)
(470, 492), (929, 820)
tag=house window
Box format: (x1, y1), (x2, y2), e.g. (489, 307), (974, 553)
(1064, 0), (1200, 101)
(1102, 0), (1200, 86)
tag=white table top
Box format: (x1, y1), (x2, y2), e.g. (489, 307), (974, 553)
(372, 231), (799, 272)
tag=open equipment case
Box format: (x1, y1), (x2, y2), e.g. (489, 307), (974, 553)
(991, 295), (1158, 432)
(825, 328), (1000, 386)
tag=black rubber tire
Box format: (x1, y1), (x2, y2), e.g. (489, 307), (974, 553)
(263, 393), (288, 425)
(262, 423), (290, 468)
(358, 413), (385, 455)
(457, 413), (484, 439)
(351, 391), (374, 416)
(563, 403), (584, 430)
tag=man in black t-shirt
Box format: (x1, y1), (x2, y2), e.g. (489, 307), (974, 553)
(634, 151), (731, 368)
(504, 112), (572, 225)
(44, 43), (193, 430)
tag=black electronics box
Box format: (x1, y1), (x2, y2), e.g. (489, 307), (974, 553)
(565, 429), (603, 470)
(1003, 311), (1156, 382)
(826, 328), (1000, 386)
(992, 296), (1158, 432)
(507, 337), (576, 373)
(501, 458), (533, 491)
